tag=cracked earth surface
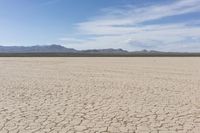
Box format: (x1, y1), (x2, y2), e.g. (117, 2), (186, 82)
(0, 57), (200, 133)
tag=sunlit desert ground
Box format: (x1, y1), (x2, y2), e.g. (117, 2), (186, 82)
(0, 57), (200, 133)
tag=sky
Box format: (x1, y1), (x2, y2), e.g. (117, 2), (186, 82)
(0, 0), (200, 52)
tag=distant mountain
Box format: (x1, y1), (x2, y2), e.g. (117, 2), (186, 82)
(0, 45), (131, 53)
(0, 45), (200, 56)
(132, 49), (162, 53)
(81, 48), (128, 53)
(0, 45), (77, 53)
(0, 44), (178, 54)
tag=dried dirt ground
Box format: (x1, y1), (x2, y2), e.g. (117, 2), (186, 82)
(0, 57), (200, 133)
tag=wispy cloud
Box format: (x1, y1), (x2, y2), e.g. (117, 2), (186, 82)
(62, 0), (200, 52)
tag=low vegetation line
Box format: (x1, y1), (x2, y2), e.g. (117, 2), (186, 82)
(1, 53), (200, 57)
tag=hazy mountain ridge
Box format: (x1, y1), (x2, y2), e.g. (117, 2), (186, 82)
(0, 45), (198, 55)
(0, 45), (131, 53)
(0, 45), (77, 53)
(81, 48), (128, 53)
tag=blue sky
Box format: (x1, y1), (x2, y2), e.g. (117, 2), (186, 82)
(0, 0), (200, 51)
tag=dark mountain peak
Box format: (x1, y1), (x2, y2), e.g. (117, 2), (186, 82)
(47, 44), (66, 49)
(82, 48), (128, 53)
(141, 49), (148, 52)
(0, 45), (77, 53)
(134, 49), (161, 53)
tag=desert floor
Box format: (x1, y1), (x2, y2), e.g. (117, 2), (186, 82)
(0, 57), (200, 133)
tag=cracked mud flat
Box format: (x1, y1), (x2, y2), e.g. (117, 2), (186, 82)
(0, 57), (200, 133)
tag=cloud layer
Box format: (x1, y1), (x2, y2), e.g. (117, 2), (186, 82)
(61, 0), (200, 52)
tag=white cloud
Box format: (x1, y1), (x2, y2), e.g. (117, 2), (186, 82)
(62, 0), (200, 52)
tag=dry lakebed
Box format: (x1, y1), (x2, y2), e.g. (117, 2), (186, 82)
(0, 57), (200, 133)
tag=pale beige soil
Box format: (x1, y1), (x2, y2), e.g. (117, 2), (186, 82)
(0, 57), (200, 133)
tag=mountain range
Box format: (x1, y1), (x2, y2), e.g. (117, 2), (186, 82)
(0, 44), (129, 53)
(0, 44), (200, 57)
